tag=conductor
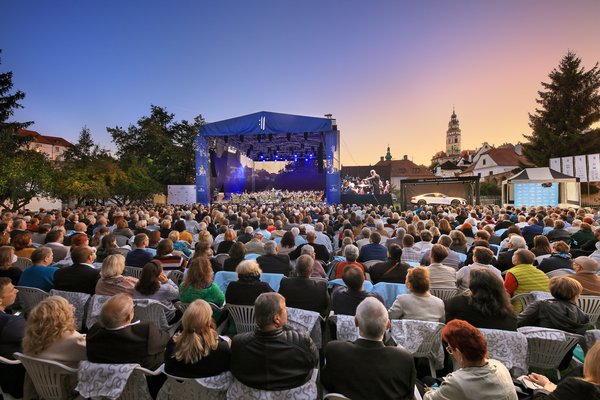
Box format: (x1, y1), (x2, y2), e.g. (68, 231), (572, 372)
(365, 169), (381, 195)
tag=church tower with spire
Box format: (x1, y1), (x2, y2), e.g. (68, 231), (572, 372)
(445, 108), (462, 156)
(385, 145), (392, 161)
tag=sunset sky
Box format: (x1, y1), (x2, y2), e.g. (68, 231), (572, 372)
(2, 1), (599, 167)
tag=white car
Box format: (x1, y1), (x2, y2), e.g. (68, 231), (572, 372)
(410, 192), (467, 207)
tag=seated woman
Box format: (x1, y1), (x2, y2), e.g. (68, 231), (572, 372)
(168, 231), (192, 259)
(538, 241), (573, 273)
(0, 246), (21, 286)
(223, 242), (246, 272)
(133, 260), (180, 322)
(531, 235), (552, 258)
(23, 296), (87, 368)
(525, 341), (600, 398)
(369, 244), (410, 284)
(193, 240), (222, 273)
(154, 239), (188, 271)
(179, 256), (225, 307)
(216, 229), (236, 255)
(225, 260), (273, 305)
(277, 231), (296, 256)
(423, 319), (517, 400)
(449, 230), (469, 254)
(446, 268), (517, 331)
(95, 234), (125, 263)
(95, 254), (138, 296)
(388, 267), (445, 322)
(12, 232), (35, 259)
(164, 299), (230, 378)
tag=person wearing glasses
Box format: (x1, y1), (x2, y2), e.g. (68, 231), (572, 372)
(423, 319), (517, 400)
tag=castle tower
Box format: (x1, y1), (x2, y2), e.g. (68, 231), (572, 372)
(445, 108), (462, 156)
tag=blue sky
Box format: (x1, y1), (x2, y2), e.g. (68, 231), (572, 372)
(3, 0), (600, 165)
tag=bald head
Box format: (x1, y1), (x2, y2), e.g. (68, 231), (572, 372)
(100, 293), (134, 329)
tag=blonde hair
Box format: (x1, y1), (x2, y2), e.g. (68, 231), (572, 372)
(23, 296), (76, 355)
(236, 260), (262, 276)
(168, 230), (180, 242)
(584, 341), (600, 385)
(100, 254), (126, 279)
(171, 300), (218, 363)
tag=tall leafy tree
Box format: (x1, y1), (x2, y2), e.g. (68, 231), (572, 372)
(107, 105), (203, 189)
(523, 51), (600, 166)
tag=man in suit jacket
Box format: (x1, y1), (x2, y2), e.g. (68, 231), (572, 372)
(288, 231), (330, 263)
(125, 233), (154, 268)
(278, 255), (330, 316)
(86, 294), (169, 397)
(322, 297), (416, 400)
(357, 231), (387, 263)
(53, 246), (100, 294)
(496, 235), (527, 272)
(521, 218), (544, 247)
(256, 241), (292, 276)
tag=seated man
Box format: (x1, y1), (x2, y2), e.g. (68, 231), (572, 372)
(289, 231), (330, 263)
(504, 249), (550, 313)
(357, 231), (387, 263)
(256, 241), (292, 276)
(400, 234), (421, 264)
(0, 278), (26, 399)
(456, 247), (501, 292)
(125, 233), (154, 268)
(53, 246), (100, 294)
(278, 254), (330, 317)
(44, 229), (69, 262)
(230, 292), (318, 390)
(570, 256), (600, 295)
(322, 297), (416, 400)
(245, 231), (266, 255)
(86, 293), (169, 396)
(332, 264), (384, 316)
(17, 247), (59, 292)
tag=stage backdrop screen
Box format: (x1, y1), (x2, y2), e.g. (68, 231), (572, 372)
(513, 182), (559, 207)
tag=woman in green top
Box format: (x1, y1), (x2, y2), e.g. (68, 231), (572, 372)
(179, 256), (225, 307)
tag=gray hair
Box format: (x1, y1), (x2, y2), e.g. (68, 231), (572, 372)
(255, 292), (285, 329)
(291, 227), (300, 236)
(244, 226), (254, 234)
(301, 245), (315, 258)
(264, 240), (277, 255)
(344, 244), (359, 262)
(295, 255), (313, 277)
(315, 222), (324, 232)
(509, 235), (527, 250)
(356, 297), (388, 340)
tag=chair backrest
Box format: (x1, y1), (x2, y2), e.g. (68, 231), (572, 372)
(430, 287), (459, 302)
(330, 314), (359, 342)
(517, 326), (582, 376)
(166, 270), (184, 286)
(49, 289), (91, 331)
(323, 394), (351, 400)
(13, 352), (78, 400)
(406, 261), (420, 267)
(226, 368), (318, 400)
(15, 286), (50, 315)
(510, 293), (535, 314)
(133, 299), (180, 336)
(390, 319), (445, 370)
(115, 235), (130, 247)
(12, 257), (32, 271)
(286, 307), (322, 349)
(244, 253), (260, 260)
(577, 295), (600, 325)
(76, 361), (160, 400)
(371, 282), (408, 309)
(260, 273), (284, 292)
(158, 371), (233, 400)
(545, 268), (575, 278)
(224, 304), (256, 333)
(213, 253), (230, 268)
(85, 294), (112, 329)
(213, 271), (238, 293)
(535, 254), (551, 265)
(124, 266), (144, 278)
(479, 328), (528, 377)
(327, 279), (373, 292)
(362, 260), (380, 271)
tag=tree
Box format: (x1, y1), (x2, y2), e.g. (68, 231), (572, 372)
(107, 106), (203, 190)
(523, 51), (600, 166)
(62, 126), (108, 166)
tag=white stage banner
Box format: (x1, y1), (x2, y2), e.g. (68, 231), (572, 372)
(574, 155), (588, 182)
(550, 158), (561, 172)
(589, 154), (600, 182)
(562, 157), (574, 177)
(167, 185), (196, 205)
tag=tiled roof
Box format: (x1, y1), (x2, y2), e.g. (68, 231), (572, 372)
(17, 129), (72, 147)
(375, 159), (436, 178)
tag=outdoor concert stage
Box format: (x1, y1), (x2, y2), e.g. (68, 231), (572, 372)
(195, 111), (341, 205)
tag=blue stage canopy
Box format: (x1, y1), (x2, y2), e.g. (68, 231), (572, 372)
(200, 111), (334, 136)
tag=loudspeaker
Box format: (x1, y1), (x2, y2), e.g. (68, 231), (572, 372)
(209, 150), (217, 177)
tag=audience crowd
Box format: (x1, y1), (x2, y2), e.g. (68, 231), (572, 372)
(1, 200), (600, 399)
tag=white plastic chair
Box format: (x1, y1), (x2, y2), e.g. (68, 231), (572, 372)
(511, 293), (535, 314)
(390, 319), (445, 378)
(517, 326), (582, 379)
(577, 295), (600, 326)
(214, 253), (230, 268)
(224, 304), (256, 333)
(0, 355), (23, 400)
(479, 328), (528, 377)
(49, 289), (91, 331)
(85, 294), (112, 329)
(430, 287), (459, 302)
(133, 299), (181, 336)
(158, 370), (233, 400)
(124, 266), (144, 278)
(13, 352), (78, 400)
(329, 314), (359, 342)
(166, 270), (184, 286)
(226, 368), (318, 400)
(12, 257), (32, 271)
(14, 286), (49, 316)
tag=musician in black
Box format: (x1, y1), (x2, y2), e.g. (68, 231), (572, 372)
(365, 170), (381, 195)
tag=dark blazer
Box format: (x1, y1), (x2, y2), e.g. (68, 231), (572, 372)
(368, 260), (410, 284)
(86, 321), (170, 370)
(125, 249), (154, 268)
(522, 224), (544, 247)
(223, 257), (244, 272)
(225, 280), (274, 305)
(278, 277), (330, 316)
(496, 249), (517, 272)
(357, 243), (388, 263)
(288, 243), (330, 263)
(256, 254), (291, 276)
(53, 263), (100, 295)
(164, 337), (230, 378)
(538, 254), (573, 273)
(321, 339), (416, 400)
(445, 295), (517, 331)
